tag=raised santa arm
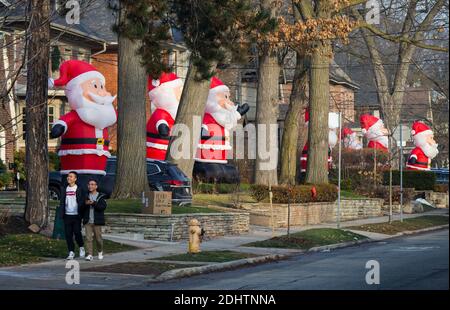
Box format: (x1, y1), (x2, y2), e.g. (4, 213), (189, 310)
(237, 103), (250, 116)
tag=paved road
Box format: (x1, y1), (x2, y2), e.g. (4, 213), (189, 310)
(130, 229), (449, 290)
(0, 229), (447, 290)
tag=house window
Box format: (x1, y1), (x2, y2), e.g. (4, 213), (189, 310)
(48, 106), (55, 137)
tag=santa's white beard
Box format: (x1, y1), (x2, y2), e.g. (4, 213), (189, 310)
(419, 142), (439, 159)
(66, 86), (117, 129)
(149, 87), (179, 120)
(208, 101), (241, 130)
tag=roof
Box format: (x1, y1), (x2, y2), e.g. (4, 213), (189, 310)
(1, 0), (186, 49)
(0, 1), (108, 46)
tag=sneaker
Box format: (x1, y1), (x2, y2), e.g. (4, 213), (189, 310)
(79, 247), (85, 258)
(85, 255), (93, 261)
(98, 252), (103, 260)
(66, 251), (75, 260)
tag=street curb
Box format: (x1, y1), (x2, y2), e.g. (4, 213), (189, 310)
(153, 254), (290, 282)
(390, 224), (449, 238)
(307, 237), (374, 253)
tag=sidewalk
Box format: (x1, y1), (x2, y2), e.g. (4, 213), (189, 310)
(0, 208), (447, 289)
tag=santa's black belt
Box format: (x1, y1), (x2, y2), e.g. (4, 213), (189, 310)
(61, 138), (110, 146)
(147, 132), (170, 140)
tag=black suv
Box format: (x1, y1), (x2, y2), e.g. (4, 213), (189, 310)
(48, 157), (192, 205)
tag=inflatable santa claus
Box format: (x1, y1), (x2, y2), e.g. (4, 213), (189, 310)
(360, 114), (389, 151)
(406, 121), (439, 171)
(300, 110), (339, 173)
(146, 72), (183, 160)
(49, 60), (117, 176)
(193, 77), (249, 182)
(342, 127), (363, 150)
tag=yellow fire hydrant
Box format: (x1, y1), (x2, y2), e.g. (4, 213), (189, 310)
(188, 218), (203, 254)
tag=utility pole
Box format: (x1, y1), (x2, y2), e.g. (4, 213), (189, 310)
(399, 123), (404, 222)
(337, 112), (342, 229)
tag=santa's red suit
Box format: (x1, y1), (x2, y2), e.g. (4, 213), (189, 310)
(57, 111), (111, 175)
(195, 113), (231, 164)
(367, 140), (388, 151)
(360, 114), (389, 152)
(49, 60), (117, 176)
(146, 72), (183, 160)
(300, 143), (332, 173)
(300, 110), (335, 173)
(406, 121), (438, 171)
(406, 147), (431, 171)
(146, 109), (174, 160)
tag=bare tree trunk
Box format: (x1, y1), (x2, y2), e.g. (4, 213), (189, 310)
(305, 41), (331, 184)
(112, 16), (149, 198)
(24, 0), (50, 228)
(279, 51), (308, 185)
(166, 61), (216, 179)
(254, 0), (280, 186)
(254, 51), (280, 185)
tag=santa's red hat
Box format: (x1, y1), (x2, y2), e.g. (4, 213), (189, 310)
(342, 127), (354, 137)
(411, 121), (433, 140)
(360, 114), (382, 134)
(148, 72), (183, 95)
(209, 77), (229, 95)
(49, 60), (104, 89)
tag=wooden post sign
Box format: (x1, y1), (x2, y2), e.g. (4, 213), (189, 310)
(142, 191), (172, 215)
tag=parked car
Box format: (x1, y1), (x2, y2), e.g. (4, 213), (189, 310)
(49, 157), (192, 205)
(431, 168), (449, 184)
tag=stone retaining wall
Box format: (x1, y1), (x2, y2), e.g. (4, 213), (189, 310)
(242, 198), (384, 228)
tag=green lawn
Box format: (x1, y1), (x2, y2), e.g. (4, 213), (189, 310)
(84, 261), (198, 276)
(347, 215), (449, 235)
(104, 199), (221, 214)
(155, 250), (257, 263)
(0, 234), (137, 267)
(244, 228), (367, 250)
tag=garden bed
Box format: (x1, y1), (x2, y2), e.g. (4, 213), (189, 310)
(244, 228), (367, 250)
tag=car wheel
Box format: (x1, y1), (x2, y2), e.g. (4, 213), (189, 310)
(49, 185), (61, 201)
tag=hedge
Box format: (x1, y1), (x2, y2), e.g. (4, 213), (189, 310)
(193, 183), (251, 194)
(383, 170), (436, 190)
(250, 184), (338, 204)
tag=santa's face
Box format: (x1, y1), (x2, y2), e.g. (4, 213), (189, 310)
(206, 90), (241, 129)
(66, 78), (117, 129)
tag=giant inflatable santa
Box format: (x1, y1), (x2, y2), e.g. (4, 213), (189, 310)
(193, 77), (249, 182)
(342, 127), (363, 150)
(146, 72), (183, 160)
(300, 110), (339, 173)
(49, 60), (117, 176)
(359, 114), (389, 151)
(406, 121), (439, 171)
